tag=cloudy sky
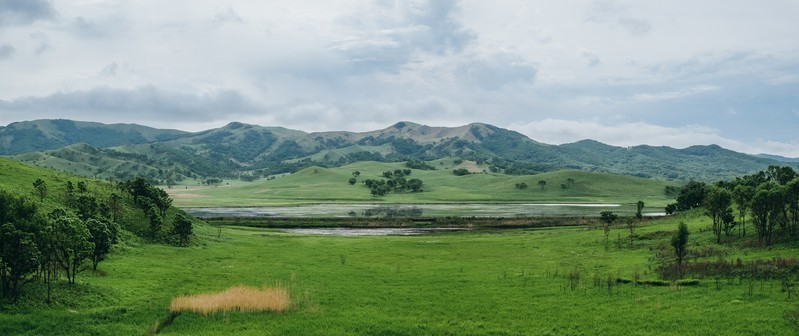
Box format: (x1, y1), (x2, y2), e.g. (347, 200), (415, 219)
(1, 1), (798, 156)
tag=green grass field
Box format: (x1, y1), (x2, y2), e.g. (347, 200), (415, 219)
(166, 161), (678, 208)
(2, 211), (797, 335)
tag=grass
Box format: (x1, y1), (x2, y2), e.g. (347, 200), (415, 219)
(2, 210), (797, 335)
(170, 286), (290, 316)
(166, 161), (678, 208)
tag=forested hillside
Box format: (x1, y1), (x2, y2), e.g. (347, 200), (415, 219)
(0, 157), (194, 303)
(5, 120), (795, 183)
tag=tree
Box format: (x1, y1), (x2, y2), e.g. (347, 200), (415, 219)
(86, 219), (112, 270)
(665, 203), (677, 215)
(51, 213), (93, 284)
(33, 179), (48, 202)
(172, 214), (193, 247)
(0, 190), (42, 301)
(599, 211), (618, 248)
(352, 171), (361, 178)
(77, 181), (88, 193)
(107, 193), (122, 222)
(452, 168), (470, 176)
(751, 185), (782, 246)
(635, 200), (644, 222)
(675, 181), (706, 211)
(671, 222), (690, 279)
(786, 177), (799, 237)
(407, 178), (423, 192)
(348, 177), (357, 185)
(515, 182), (528, 190)
(0, 225), (40, 301)
(732, 184), (754, 238)
(625, 217), (637, 248)
(538, 180), (547, 190)
(73, 194), (99, 221)
(705, 186), (732, 244)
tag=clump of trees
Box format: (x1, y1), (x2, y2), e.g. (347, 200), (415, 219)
(363, 169), (424, 196)
(1, 176), (194, 303)
(452, 168), (470, 176)
(668, 165), (799, 246)
(405, 160), (436, 171)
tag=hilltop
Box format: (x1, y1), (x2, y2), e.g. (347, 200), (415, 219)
(4, 119), (794, 182)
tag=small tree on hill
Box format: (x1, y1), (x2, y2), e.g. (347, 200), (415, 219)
(599, 211), (618, 249)
(86, 218), (112, 270)
(671, 222), (690, 279)
(33, 179), (48, 202)
(172, 214), (193, 247)
(538, 180), (547, 190)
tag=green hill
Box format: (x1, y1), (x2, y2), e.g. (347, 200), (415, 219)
(6, 119), (794, 183)
(166, 161), (678, 208)
(0, 119), (189, 155)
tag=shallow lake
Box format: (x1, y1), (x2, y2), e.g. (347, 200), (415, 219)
(183, 203), (663, 218)
(281, 227), (471, 236)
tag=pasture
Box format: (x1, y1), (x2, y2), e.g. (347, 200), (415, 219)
(2, 211), (796, 335)
(165, 161), (677, 208)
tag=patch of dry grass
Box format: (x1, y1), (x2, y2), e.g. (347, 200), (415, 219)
(170, 286), (290, 316)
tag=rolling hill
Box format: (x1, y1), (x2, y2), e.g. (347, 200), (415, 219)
(4, 119), (795, 183)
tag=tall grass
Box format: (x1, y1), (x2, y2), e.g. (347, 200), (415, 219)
(170, 286), (290, 316)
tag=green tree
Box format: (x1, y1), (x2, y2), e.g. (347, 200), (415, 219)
(73, 194), (99, 221)
(0, 190), (41, 301)
(33, 179), (48, 202)
(0, 225), (40, 301)
(172, 214), (193, 247)
(51, 213), (93, 284)
(732, 184), (754, 238)
(675, 181), (706, 211)
(751, 184), (782, 246)
(515, 182), (528, 190)
(407, 178), (423, 192)
(348, 177), (357, 185)
(538, 180), (547, 190)
(671, 222), (690, 279)
(86, 219), (112, 270)
(705, 186), (732, 243)
(599, 211), (618, 248)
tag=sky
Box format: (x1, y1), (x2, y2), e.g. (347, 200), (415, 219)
(1, 0), (798, 157)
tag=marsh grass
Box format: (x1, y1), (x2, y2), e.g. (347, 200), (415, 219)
(169, 286), (290, 316)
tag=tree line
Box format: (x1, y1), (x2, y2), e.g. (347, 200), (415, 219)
(0, 177), (192, 303)
(668, 165), (799, 246)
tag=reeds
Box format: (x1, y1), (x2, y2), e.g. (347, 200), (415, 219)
(170, 286), (290, 316)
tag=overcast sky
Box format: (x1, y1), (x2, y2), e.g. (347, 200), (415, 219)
(1, 1), (798, 156)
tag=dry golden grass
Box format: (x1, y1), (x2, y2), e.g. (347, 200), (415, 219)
(169, 286), (290, 316)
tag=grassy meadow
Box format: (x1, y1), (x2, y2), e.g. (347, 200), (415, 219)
(166, 161), (678, 208)
(2, 210), (797, 335)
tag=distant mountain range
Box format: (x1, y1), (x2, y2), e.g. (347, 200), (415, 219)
(2, 119), (796, 183)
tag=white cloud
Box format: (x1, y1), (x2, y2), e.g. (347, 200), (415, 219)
(0, 0), (797, 157)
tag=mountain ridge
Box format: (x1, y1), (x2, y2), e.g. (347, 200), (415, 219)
(3, 119), (795, 183)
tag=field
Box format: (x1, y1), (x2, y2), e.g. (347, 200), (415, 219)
(2, 211), (797, 335)
(165, 161), (678, 208)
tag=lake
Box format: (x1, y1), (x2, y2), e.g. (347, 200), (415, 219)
(182, 203), (662, 218)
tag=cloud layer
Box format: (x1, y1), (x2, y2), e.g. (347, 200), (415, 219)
(0, 0), (797, 157)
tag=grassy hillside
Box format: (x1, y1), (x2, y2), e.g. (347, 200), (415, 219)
(1, 209), (796, 334)
(166, 161), (678, 208)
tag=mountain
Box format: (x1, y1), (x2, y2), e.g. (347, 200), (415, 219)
(755, 153), (799, 163)
(0, 119), (190, 155)
(4, 119), (796, 183)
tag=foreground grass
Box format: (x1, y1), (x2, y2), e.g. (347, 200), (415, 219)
(1, 214), (797, 335)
